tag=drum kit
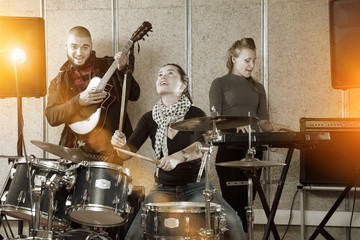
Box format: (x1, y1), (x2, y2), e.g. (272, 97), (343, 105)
(0, 142), (133, 239)
(0, 115), (285, 240)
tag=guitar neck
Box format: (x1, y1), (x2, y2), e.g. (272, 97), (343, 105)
(96, 39), (134, 91)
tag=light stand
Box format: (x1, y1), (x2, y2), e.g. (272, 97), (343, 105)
(13, 56), (27, 238)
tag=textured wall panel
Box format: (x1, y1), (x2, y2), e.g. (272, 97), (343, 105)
(1, 0), (360, 239)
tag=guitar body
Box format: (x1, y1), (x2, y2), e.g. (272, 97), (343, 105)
(68, 77), (115, 135)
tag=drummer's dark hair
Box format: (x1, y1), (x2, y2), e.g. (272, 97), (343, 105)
(163, 63), (193, 103)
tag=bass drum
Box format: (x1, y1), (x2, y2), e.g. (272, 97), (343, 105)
(54, 229), (112, 240)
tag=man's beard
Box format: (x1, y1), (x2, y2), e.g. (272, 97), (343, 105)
(67, 53), (91, 70)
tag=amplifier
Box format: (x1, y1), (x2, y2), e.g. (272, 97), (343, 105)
(300, 118), (360, 186)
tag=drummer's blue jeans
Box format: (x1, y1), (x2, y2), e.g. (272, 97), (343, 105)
(124, 178), (245, 240)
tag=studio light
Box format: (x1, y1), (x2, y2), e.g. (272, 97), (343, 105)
(0, 48), (26, 64)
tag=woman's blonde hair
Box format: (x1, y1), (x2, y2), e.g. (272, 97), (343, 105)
(226, 38), (262, 94)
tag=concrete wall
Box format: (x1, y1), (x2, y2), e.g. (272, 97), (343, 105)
(1, 0), (360, 239)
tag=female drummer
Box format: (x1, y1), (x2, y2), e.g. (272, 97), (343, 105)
(111, 63), (245, 240)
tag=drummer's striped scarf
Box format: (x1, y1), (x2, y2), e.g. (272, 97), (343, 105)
(152, 95), (192, 161)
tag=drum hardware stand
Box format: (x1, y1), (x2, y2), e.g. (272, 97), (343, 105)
(0, 159), (16, 239)
(197, 144), (215, 239)
(30, 174), (52, 239)
(0, 214), (16, 239)
(217, 121), (281, 240)
(28, 173), (73, 240)
(196, 127), (228, 240)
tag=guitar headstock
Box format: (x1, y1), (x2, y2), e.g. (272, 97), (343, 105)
(131, 21), (152, 42)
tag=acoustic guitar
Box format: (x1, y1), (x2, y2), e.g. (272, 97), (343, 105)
(68, 21), (152, 136)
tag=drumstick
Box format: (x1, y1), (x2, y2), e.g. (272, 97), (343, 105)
(114, 146), (159, 165)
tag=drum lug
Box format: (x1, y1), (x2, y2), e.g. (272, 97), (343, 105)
(113, 195), (120, 209)
(86, 168), (90, 182)
(82, 189), (88, 203)
(10, 167), (16, 179)
(127, 184), (133, 195)
(116, 174), (122, 187)
(65, 195), (72, 207)
(154, 215), (158, 234)
(17, 190), (26, 207)
(1, 191), (8, 203)
(185, 216), (190, 235)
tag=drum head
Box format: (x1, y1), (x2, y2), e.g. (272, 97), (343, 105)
(69, 206), (126, 227)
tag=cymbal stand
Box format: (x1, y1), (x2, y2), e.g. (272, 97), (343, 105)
(32, 175), (45, 231)
(196, 121), (226, 240)
(243, 124), (256, 240)
(31, 174), (51, 239)
(197, 143), (215, 239)
(45, 174), (64, 235)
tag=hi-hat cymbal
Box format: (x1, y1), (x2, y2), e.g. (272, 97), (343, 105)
(216, 158), (286, 170)
(170, 115), (259, 132)
(31, 140), (98, 163)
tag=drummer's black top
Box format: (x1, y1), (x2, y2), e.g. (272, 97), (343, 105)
(127, 106), (206, 186)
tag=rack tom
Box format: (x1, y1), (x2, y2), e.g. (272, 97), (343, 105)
(67, 161), (132, 227)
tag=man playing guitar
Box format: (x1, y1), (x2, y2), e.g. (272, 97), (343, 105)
(45, 26), (140, 163)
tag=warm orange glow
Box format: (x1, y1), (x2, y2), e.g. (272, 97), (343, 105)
(10, 48), (26, 64)
(0, 16), (46, 97)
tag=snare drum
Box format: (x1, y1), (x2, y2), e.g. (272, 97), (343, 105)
(67, 161), (132, 227)
(0, 158), (70, 229)
(141, 202), (226, 239)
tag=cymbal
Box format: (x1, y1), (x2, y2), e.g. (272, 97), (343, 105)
(31, 140), (98, 163)
(216, 158), (286, 170)
(170, 115), (259, 132)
